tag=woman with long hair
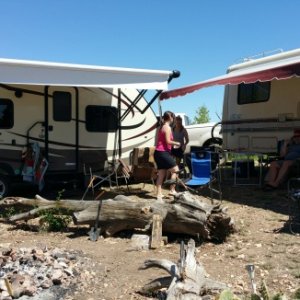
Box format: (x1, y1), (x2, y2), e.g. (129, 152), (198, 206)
(171, 115), (189, 165)
(154, 111), (180, 200)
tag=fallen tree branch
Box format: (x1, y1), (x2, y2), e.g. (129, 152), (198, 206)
(140, 239), (227, 299)
(1, 192), (234, 240)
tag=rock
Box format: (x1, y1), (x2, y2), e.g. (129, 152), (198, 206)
(52, 270), (63, 285)
(58, 261), (68, 269)
(0, 290), (12, 299)
(40, 279), (52, 289)
(64, 268), (74, 276)
(23, 284), (37, 297)
(0, 243), (12, 253)
(130, 234), (150, 251)
(2, 248), (13, 256)
(0, 246), (85, 299)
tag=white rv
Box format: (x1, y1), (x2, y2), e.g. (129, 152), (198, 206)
(222, 49), (300, 153)
(160, 48), (300, 155)
(0, 58), (179, 196)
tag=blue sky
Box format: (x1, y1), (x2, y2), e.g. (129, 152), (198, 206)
(1, 0), (300, 122)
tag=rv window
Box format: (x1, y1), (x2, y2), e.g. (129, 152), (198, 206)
(0, 99), (13, 129)
(238, 82), (270, 105)
(86, 106), (118, 132)
(53, 91), (72, 121)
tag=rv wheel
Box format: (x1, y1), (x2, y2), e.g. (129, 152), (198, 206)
(0, 176), (10, 198)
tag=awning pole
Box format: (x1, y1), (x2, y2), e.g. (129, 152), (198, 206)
(118, 88), (122, 158)
(158, 98), (162, 120)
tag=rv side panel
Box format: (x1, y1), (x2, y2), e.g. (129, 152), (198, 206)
(222, 77), (300, 153)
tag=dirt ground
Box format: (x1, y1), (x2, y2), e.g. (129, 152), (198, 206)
(1, 176), (300, 300)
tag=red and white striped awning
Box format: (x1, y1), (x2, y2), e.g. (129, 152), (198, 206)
(160, 49), (300, 100)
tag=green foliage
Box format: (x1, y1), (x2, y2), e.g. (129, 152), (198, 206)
(293, 288), (300, 299)
(39, 189), (71, 232)
(217, 289), (240, 300)
(39, 207), (72, 232)
(259, 280), (270, 300)
(56, 189), (65, 200)
(250, 295), (261, 300)
(217, 280), (291, 300)
(0, 206), (18, 218)
(193, 105), (210, 124)
(272, 294), (288, 300)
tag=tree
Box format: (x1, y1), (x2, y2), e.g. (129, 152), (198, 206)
(193, 105), (210, 124)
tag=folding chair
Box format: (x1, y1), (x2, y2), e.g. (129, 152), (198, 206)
(115, 159), (131, 191)
(185, 150), (222, 201)
(82, 162), (116, 200)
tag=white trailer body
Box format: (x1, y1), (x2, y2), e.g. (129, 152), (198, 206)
(0, 58), (177, 193)
(0, 84), (158, 173)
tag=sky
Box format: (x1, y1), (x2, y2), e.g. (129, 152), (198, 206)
(1, 0), (300, 122)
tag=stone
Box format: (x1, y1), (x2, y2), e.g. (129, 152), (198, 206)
(130, 234), (150, 251)
(0, 246), (83, 299)
(23, 285), (37, 297)
(52, 270), (63, 285)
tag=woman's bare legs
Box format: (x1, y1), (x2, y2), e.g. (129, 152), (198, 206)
(271, 160), (294, 187)
(265, 161), (281, 184)
(169, 165), (179, 193)
(266, 160), (294, 187)
(156, 165), (179, 198)
(156, 169), (167, 198)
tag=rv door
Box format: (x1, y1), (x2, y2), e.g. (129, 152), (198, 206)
(45, 87), (78, 172)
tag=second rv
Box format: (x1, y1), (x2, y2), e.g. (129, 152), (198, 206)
(222, 48), (300, 153)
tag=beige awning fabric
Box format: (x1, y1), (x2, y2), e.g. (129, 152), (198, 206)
(0, 58), (173, 90)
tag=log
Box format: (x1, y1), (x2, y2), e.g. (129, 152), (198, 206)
(140, 239), (227, 299)
(1, 192), (234, 240)
(1, 195), (92, 222)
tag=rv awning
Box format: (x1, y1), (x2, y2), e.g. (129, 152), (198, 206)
(160, 53), (300, 100)
(0, 58), (173, 90)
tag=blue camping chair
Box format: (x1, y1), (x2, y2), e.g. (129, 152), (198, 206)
(185, 151), (222, 201)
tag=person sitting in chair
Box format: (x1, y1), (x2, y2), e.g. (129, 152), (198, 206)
(264, 134), (300, 189)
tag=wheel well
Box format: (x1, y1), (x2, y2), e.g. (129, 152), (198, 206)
(0, 163), (15, 176)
